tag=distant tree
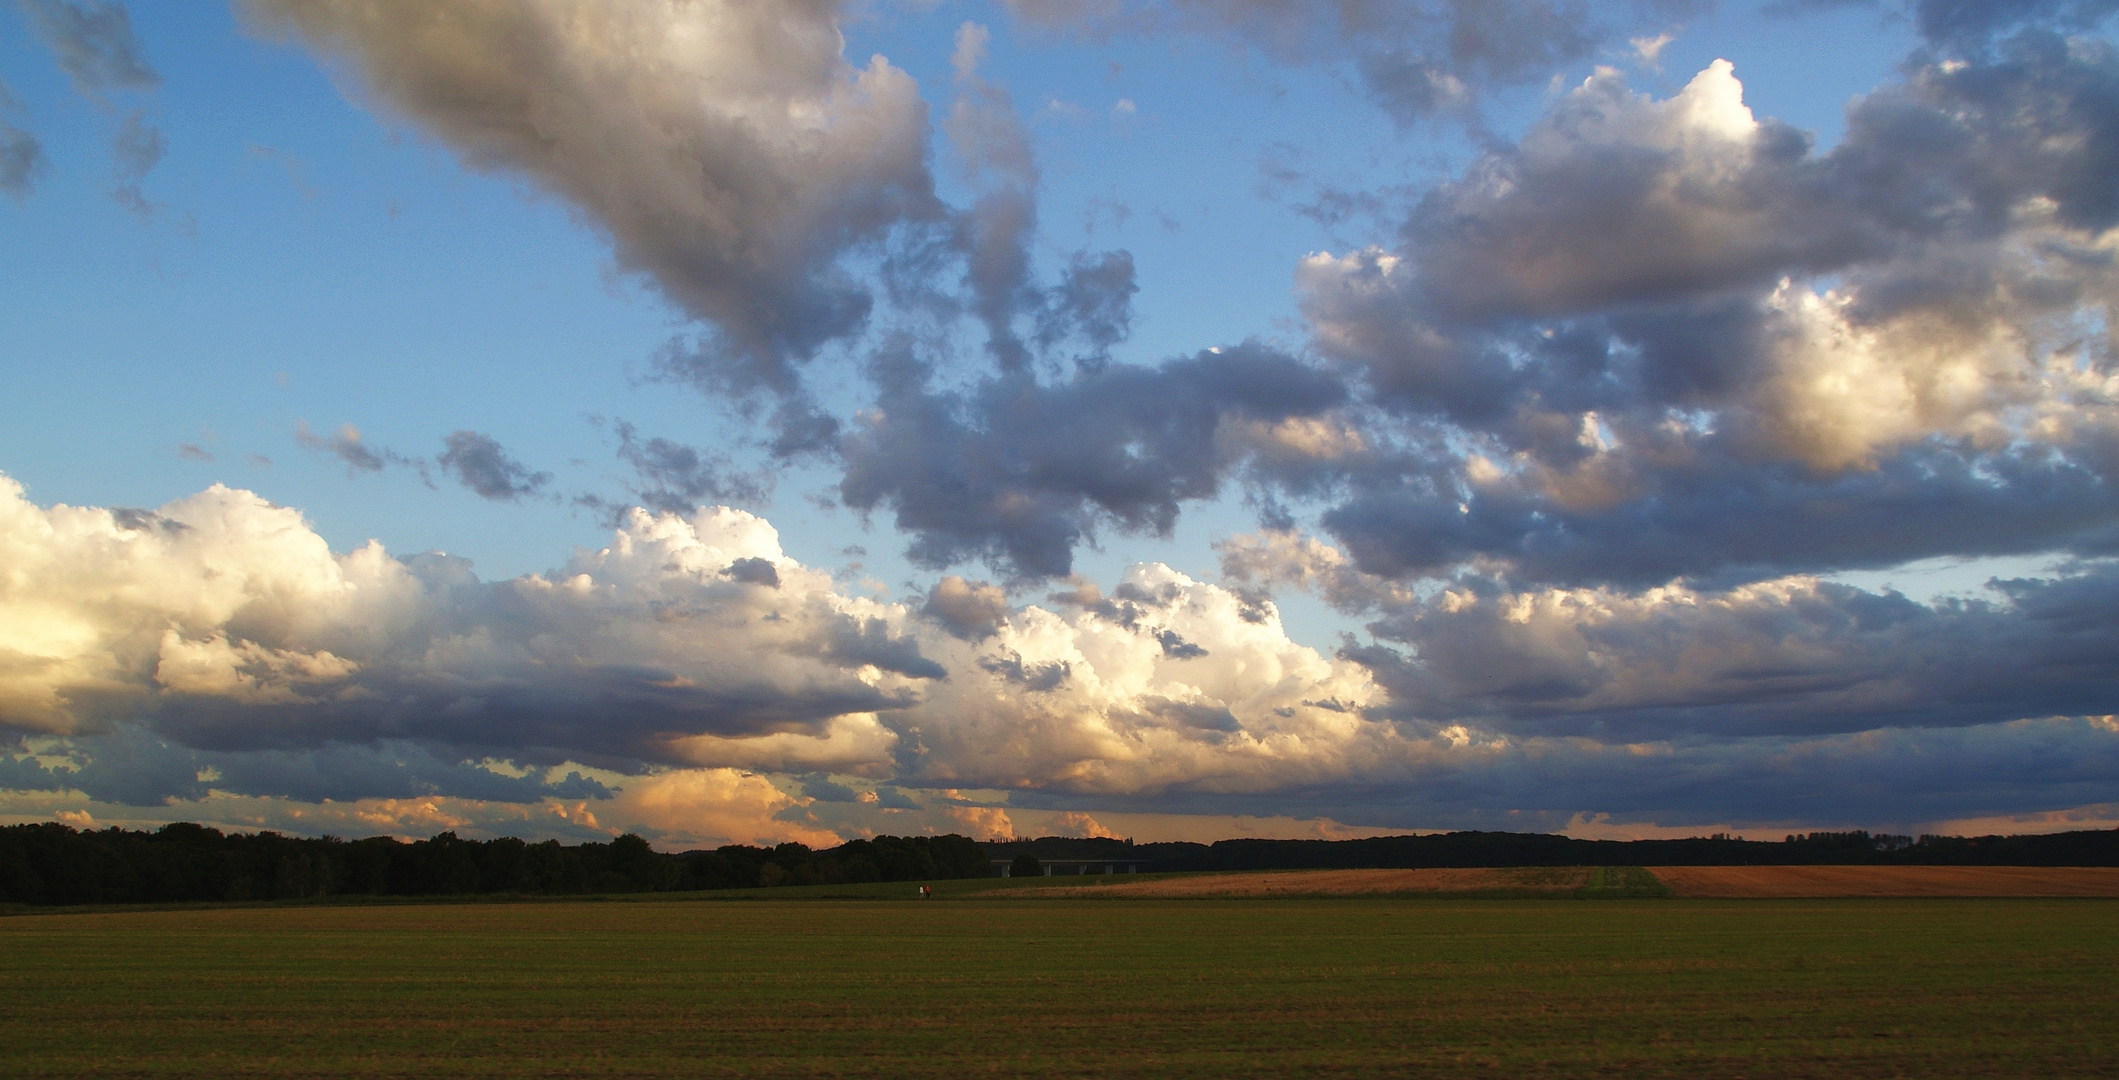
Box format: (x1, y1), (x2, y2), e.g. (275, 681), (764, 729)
(1010, 853), (1040, 878)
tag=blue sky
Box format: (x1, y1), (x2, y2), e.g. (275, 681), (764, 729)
(3, 0), (2117, 847)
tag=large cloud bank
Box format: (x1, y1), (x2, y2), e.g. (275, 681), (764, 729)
(5, 473), (2115, 843)
(7, 1), (2119, 842)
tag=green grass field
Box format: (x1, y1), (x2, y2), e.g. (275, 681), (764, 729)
(2, 889), (2113, 1078)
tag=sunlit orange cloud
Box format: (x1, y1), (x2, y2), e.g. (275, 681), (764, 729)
(610, 768), (841, 850)
(1027, 811), (1406, 844)
(945, 805), (1017, 841)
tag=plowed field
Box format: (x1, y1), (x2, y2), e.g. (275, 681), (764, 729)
(1647, 864), (2119, 897)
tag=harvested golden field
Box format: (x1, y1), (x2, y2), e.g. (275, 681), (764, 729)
(1648, 865), (2119, 897)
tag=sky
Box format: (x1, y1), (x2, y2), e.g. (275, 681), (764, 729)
(3, 0), (2118, 850)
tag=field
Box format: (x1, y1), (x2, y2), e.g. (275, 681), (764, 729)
(2, 883), (2115, 1078)
(1648, 865), (2119, 897)
(1012, 865), (2119, 899)
(1012, 866), (1666, 898)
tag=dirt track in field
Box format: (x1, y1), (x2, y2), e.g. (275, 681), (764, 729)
(1647, 865), (2119, 897)
(1007, 867), (1592, 898)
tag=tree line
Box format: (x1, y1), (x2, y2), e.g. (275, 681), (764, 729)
(0, 823), (988, 907)
(9, 822), (2115, 907)
(988, 827), (2119, 872)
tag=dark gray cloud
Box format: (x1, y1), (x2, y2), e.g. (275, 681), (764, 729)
(1002, 714), (2119, 832)
(921, 576), (1010, 639)
(840, 341), (1348, 579)
(611, 420), (762, 514)
(294, 420), (419, 476)
(797, 616), (948, 681)
(1001, 0), (1697, 125)
(1153, 628), (1209, 659)
(1758, 0), (1880, 14)
(0, 121), (42, 199)
(0, 120), (35, 198)
(107, 105), (159, 216)
(798, 772), (860, 803)
(5, 728), (610, 808)
(871, 784), (920, 809)
(16, 1), (166, 213)
(1143, 698), (1241, 733)
(1913, 0), (2118, 49)
(437, 430), (550, 501)
(1342, 565), (2119, 741)
(0, 79), (41, 200)
(724, 557), (780, 588)
(138, 661), (913, 768)
(1035, 251), (1140, 363)
(15, 0), (159, 96)
(0, 751), (72, 793)
(976, 649), (1071, 691)
(1320, 442), (2119, 587)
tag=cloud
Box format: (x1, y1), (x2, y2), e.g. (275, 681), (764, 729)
(1045, 810), (1117, 838)
(997, 0), (1661, 124)
(1293, 40), (2119, 588)
(6, 474), (2119, 835)
(294, 421), (421, 477)
(436, 430), (550, 501)
(0, 473), (940, 769)
(15, 0), (159, 96)
(241, 0), (940, 399)
(921, 576), (1010, 639)
(107, 106), (160, 217)
(1224, 525), (2119, 740)
(799, 772), (860, 803)
(0, 120), (38, 200)
(896, 561), (1386, 795)
(839, 340), (1348, 579)
(725, 557), (780, 588)
(16, 1), (166, 213)
(1912, 0), (2119, 49)
(0, 475), (1391, 810)
(946, 804), (1016, 840)
(0, 79), (42, 200)
(6, 725), (609, 809)
(609, 420), (763, 515)
(1630, 31), (1676, 67)
(608, 766), (839, 848)
(0, 761), (826, 849)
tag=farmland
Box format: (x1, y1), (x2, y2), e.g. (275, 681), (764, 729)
(3, 885), (2114, 1078)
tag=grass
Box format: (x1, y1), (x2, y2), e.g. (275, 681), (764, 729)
(1, 889), (2113, 1077)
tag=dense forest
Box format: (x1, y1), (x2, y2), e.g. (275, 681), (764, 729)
(5, 822), (2115, 908)
(0, 823), (988, 907)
